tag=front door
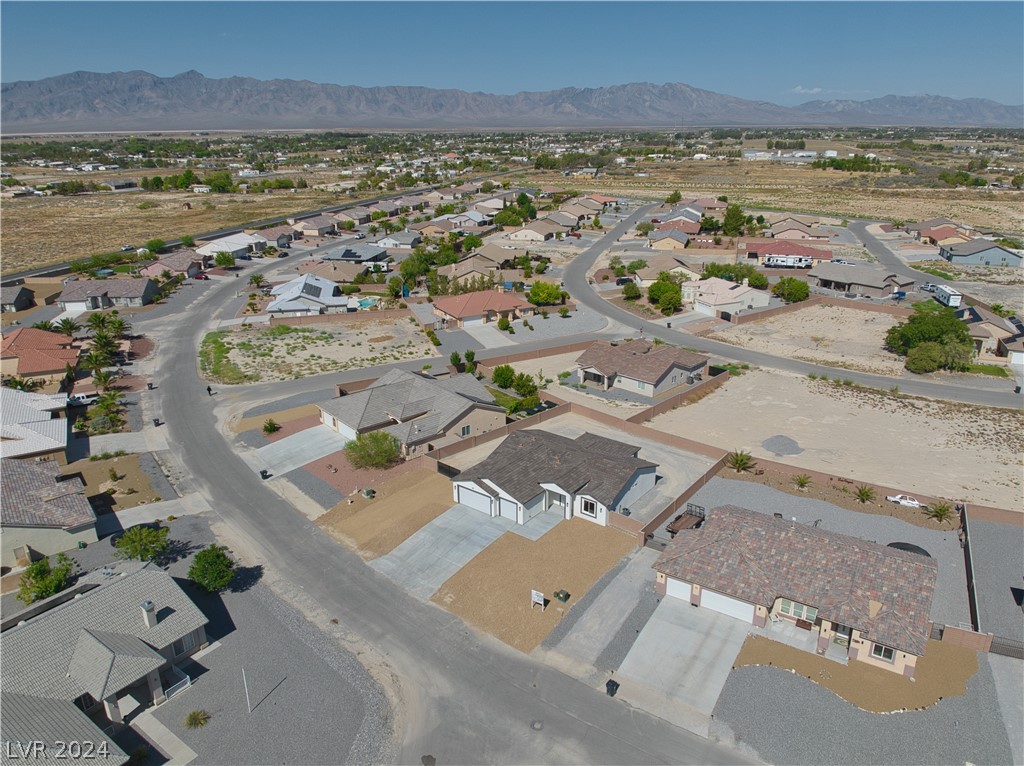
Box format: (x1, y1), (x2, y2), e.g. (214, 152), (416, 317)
(833, 623), (852, 647)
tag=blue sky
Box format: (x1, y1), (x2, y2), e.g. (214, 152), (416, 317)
(2, 2), (1022, 105)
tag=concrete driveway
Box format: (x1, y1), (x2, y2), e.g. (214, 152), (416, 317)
(369, 504), (513, 599)
(242, 424), (349, 476)
(614, 597), (750, 737)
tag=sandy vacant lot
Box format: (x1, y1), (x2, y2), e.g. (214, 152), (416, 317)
(317, 469), (453, 559)
(225, 317), (437, 382)
(708, 304), (905, 375)
(432, 519), (636, 653)
(62, 454), (161, 513)
(648, 369), (1023, 510)
(734, 636), (976, 713)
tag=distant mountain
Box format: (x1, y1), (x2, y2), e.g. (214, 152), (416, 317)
(2, 70), (1021, 132)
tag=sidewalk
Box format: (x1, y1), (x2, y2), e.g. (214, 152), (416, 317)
(132, 709), (197, 766)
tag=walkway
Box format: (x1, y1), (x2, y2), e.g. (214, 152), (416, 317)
(95, 492), (211, 536)
(240, 424), (349, 476)
(131, 709), (197, 766)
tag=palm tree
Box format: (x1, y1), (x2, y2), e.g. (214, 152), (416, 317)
(726, 450), (756, 473)
(78, 350), (111, 376)
(2, 376), (42, 392)
(89, 331), (119, 359)
(248, 274), (267, 289)
(92, 370), (116, 392)
(55, 317), (81, 338)
(93, 390), (123, 416)
(31, 320), (56, 332)
(85, 312), (110, 335)
(106, 317), (131, 340)
(855, 485), (876, 504)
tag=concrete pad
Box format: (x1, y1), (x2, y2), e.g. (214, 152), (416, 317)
(132, 709), (197, 766)
(369, 504), (513, 599)
(95, 493), (209, 536)
(91, 428), (169, 454)
(615, 597), (749, 735)
(243, 424), (349, 476)
(508, 512), (563, 541)
(555, 547), (660, 664)
(987, 654), (1024, 766)
(461, 323), (518, 348)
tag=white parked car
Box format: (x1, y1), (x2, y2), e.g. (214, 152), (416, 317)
(67, 393), (99, 407)
(886, 494), (922, 508)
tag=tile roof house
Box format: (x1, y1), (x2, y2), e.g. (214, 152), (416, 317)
(317, 369), (505, 456)
(291, 214), (338, 237)
(737, 238), (832, 267)
(453, 430), (657, 527)
(939, 241), (1022, 268)
(1, 328), (80, 381)
(656, 220), (701, 236)
(432, 290), (534, 328)
(1, 285), (35, 313)
(57, 278), (159, 311)
(0, 388), (70, 463)
(916, 226), (971, 247)
(0, 457), (97, 566)
(648, 229), (690, 252)
(0, 560), (209, 735)
(248, 224), (300, 247)
(266, 273), (351, 315)
(682, 277), (772, 316)
(138, 250), (205, 280)
(654, 505), (937, 677)
(956, 304), (1024, 357)
(576, 340), (709, 399)
(297, 259), (370, 284)
(808, 263), (915, 297)
(770, 220), (829, 241)
(331, 206), (372, 225)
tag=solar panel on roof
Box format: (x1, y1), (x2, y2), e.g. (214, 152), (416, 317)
(301, 283), (322, 299)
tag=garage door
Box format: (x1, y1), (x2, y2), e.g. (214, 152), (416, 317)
(665, 577), (692, 602)
(700, 589), (755, 623)
(463, 316), (485, 326)
(498, 497), (518, 522)
(457, 485), (491, 515)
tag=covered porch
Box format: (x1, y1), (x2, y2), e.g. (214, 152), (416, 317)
(753, 617), (850, 665)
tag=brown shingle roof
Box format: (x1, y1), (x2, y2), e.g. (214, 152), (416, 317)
(432, 290), (531, 319)
(0, 457), (95, 529)
(654, 505), (937, 655)
(576, 340), (708, 385)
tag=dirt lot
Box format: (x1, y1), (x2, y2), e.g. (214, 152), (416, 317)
(432, 519), (636, 653)
(221, 318), (437, 382)
(61, 454), (161, 513)
(647, 369), (1023, 510)
(734, 635), (977, 713)
(707, 304), (906, 375)
(316, 468), (453, 559)
(231, 403), (320, 434)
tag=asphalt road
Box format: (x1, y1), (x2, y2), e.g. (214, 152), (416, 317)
(143, 272), (755, 765)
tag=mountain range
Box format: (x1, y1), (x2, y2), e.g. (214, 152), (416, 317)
(2, 70), (1021, 132)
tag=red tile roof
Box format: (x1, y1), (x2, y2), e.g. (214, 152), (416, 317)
(1, 329), (80, 375)
(740, 240), (831, 259)
(657, 220), (701, 235)
(432, 291), (531, 319)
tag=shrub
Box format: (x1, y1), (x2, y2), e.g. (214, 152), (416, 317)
(622, 282), (642, 300)
(497, 316), (511, 332)
(512, 372), (538, 397)
(926, 503), (953, 523)
(263, 418), (281, 434)
(115, 525), (170, 561)
(188, 544), (236, 592)
(17, 553), (74, 605)
(492, 364), (515, 388)
(558, 307), (570, 318)
(793, 474), (811, 490)
(772, 277), (810, 303)
(855, 485), (876, 504)
(449, 351), (462, 367)
(345, 431), (401, 469)
(905, 342), (943, 374)
(185, 711), (211, 729)
(726, 450), (756, 473)
(464, 350), (475, 365)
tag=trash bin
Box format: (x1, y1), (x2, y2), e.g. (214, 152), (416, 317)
(605, 679), (619, 697)
(554, 589), (570, 603)
(147, 382), (153, 390)
(666, 322), (671, 329)
(77, 541), (86, 549)
(152, 418), (160, 427)
(260, 469), (270, 480)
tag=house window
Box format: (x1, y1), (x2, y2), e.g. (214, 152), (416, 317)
(871, 643), (895, 662)
(172, 631), (197, 657)
(778, 599), (818, 622)
(461, 425), (471, 437)
(580, 499), (597, 518)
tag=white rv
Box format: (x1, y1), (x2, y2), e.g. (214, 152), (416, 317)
(934, 285), (963, 308)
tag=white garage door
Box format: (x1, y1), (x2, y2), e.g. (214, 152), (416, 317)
(665, 577), (692, 602)
(457, 485), (491, 514)
(463, 316), (485, 326)
(498, 497), (518, 521)
(700, 588), (756, 623)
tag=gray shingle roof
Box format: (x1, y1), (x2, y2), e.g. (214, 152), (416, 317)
(0, 388), (68, 459)
(944, 240), (1018, 258)
(808, 263), (912, 289)
(654, 505), (937, 656)
(0, 457), (95, 529)
(57, 277), (156, 302)
(0, 693), (128, 766)
(317, 369), (500, 446)
(460, 430), (657, 507)
(69, 629), (164, 700)
(1, 561), (207, 701)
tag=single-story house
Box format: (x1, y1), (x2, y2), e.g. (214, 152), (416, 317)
(368, 200), (399, 217)
(939, 241), (1022, 268)
(248, 224), (300, 248)
(648, 229), (690, 252)
(321, 243), (389, 264)
(411, 220), (460, 238)
(684, 277), (772, 316)
(1, 328), (80, 384)
(298, 260), (370, 284)
(587, 193), (618, 207)
(654, 505), (937, 678)
(432, 290), (534, 328)
(807, 263), (915, 297)
(436, 253), (503, 283)
(541, 211), (580, 229)
(266, 273), (351, 316)
(0, 388), (68, 463)
(317, 369), (505, 457)
(664, 207), (702, 225)
(576, 339), (709, 398)
(376, 231), (422, 249)
(633, 254), (701, 288)
(453, 430), (658, 527)
(738, 239), (832, 267)
(656, 220), (701, 236)
(332, 206), (372, 225)
(1, 559), (209, 735)
(916, 226), (971, 247)
(1, 457), (97, 567)
(447, 210), (492, 228)
(195, 232), (266, 258)
(956, 305), (1023, 357)
(506, 222), (558, 242)
(771, 221), (829, 241)
(138, 251), (204, 280)
(57, 278), (159, 311)
(905, 217), (957, 233)
(291, 215), (338, 237)
(560, 203), (596, 222)
(1002, 336), (1024, 369)
(1, 285), (34, 313)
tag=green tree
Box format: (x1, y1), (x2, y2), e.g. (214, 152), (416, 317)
(31, 320), (56, 332)
(885, 303), (970, 356)
(85, 312), (110, 335)
(636, 222), (655, 236)
(449, 351), (462, 367)
(626, 259), (647, 273)
(592, 215), (602, 229)
(658, 287), (682, 315)
(188, 544), (236, 592)
(214, 252), (236, 269)
(528, 281), (563, 306)
(493, 209), (522, 228)
(180, 234), (195, 247)
(3, 376), (43, 392)
(204, 170), (234, 193)
(345, 431), (401, 469)
(462, 234), (483, 251)
(248, 273), (267, 289)
(512, 372), (538, 397)
(665, 190), (682, 204)
(701, 262), (769, 290)
(622, 281), (642, 300)
(55, 317), (81, 338)
(492, 364), (515, 389)
(115, 525), (170, 561)
(79, 350), (112, 376)
(721, 204), (746, 236)
(145, 239), (166, 254)
(388, 276), (404, 299)
(772, 277), (810, 303)
(17, 553), (74, 605)
(464, 350), (476, 366)
(92, 370), (115, 392)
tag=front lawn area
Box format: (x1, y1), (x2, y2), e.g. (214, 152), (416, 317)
(485, 385), (521, 411)
(966, 363), (1010, 377)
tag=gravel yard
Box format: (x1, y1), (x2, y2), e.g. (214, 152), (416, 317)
(707, 303), (905, 375)
(712, 659), (1013, 766)
(316, 468), (454, 559)
(62, 453), (162, 512)
(432, 519), (636, 653)
(232, 403), (321, 434)
(648, 369), (1023, 510)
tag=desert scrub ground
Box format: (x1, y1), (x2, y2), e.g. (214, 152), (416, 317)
(200, 318), (437, 384)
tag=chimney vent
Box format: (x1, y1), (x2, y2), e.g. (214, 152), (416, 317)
(140, 600), (156, 629)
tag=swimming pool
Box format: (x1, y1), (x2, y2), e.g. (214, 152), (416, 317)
(357, 298), (378, 309)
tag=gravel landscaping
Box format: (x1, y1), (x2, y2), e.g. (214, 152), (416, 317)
(592, 583), (662, 672)
(137, 451), (177, 501)
(282, 466), (344, 511)
(502, 303), (609, 342)
(965, 518), (1024, 642)
(711, 659), (1013, 765)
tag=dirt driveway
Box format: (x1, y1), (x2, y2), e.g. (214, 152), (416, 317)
(647, 369), (1023, 510)
(432, 519), (636, 653)
(707, 304), (905, 375)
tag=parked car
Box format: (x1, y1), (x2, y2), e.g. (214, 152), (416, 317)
(615, 276), (634, 286)
(920, 282), (937, 292)
(650, 218), (661, 224)
(193, 272), (210, 280)
(120, 245), (134, 252)
(67, 393), (99, 407)
(568, 231), (582, 238)
(353, 233), (365, 239)
(886, 494), (922, 508)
